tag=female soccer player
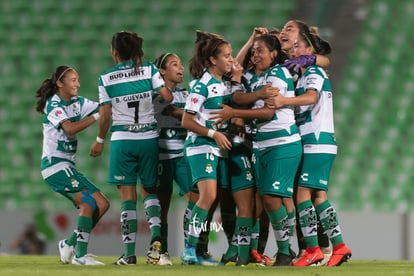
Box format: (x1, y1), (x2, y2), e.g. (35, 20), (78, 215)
(89, 31), (172, 265)
(180, 30), (233, 265)
(36, 65), (109, 265)
(210, 34), (302, 266)
(153, 52), (192, 265)
(273, 29), (352, 267)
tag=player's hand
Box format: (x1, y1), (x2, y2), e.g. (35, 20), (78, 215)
(284, 55), (316, 73)
(210, 104), (234, 128)
(256, 84), (279, 99)
(211, 131), (232, 151)
(90, 142), (104, 157)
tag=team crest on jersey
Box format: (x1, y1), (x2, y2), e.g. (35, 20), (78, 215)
(70, 178), (79, 188)
(191, 97), (198, 104)
(72, 103), (80, 115)
(205, 163), (213, 174)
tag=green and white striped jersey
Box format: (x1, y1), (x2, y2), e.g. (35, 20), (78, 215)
(98, 60), (165, 140)
(41, 94), (98, 178)
(154, 87), (188, 160)
(183, 70), (232, 158)
(295, 65), (337, 154)
(247, 64), (301, 150)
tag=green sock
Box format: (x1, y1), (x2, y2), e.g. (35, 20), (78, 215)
(183, 201), (195, 243)
(75, 216), (92, 258)
(160, 223), (168, 253)
(267, 206), (290, 255)
(287, 209), (296, 246)
(121, 200), (137, 257)
(143, 194), (161, 241)
(250, 219), (260, 251)
(297, 200), (318, 248)
(223, 227), (238, 260)
(237, 217), (253, 264)
(66, 231), (77, 247)
(316, 200), (343, 246)
(187, 205), (208, 247)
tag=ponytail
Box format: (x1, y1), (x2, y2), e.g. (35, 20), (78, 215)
(35, 65), (72, 114)
(111, 31), (144, 74)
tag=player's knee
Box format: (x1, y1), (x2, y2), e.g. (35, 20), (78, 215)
(80, 191), (97, 212)
(96, 197), (110, 214)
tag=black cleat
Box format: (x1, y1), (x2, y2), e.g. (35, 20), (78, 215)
(273, 252), (294, 266)
(114, 255), (137, 265)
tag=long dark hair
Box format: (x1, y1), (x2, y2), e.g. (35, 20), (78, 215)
(254, 34), (288, 66)
(111, 31), (144, 74)
(35, 65), (72, 114)
(299, 31), (331, 56)
(292, 19), (331, 55)
(154, 52), (175, 69)
(189, 30), (230, 79)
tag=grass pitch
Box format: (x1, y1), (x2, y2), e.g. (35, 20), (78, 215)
(1, 256), (414, 276)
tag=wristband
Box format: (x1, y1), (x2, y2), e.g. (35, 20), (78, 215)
(92, 113), (100, 121)
(207, 129), (216, 138)
(96, 136), (104, 144)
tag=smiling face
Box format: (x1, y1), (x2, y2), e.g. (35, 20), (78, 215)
(293, 35), (314, 57)
(279, 20), (300, 55)
(160, 54), (184, 87)
(57, 69), (80, 102)
(209, 43), (233, 78)
(251, 39), (277, 73)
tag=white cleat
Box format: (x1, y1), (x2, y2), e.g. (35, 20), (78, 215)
(58, 240), (75, 264)
(158, 252), (173, 265)
(72, 253), (105, 265)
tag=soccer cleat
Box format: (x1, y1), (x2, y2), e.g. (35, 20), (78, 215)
(274, 247), (296, 260)
(181, 245), (199, 265)
(273, 252), (293, 266)
(236, 257), (249, 267)
(220, 253), (238, 265)
(146, 240), (161, 265)
(114, 255), (137, 265)
(292, 249), (305, 264)
(250, 249), (263, 263)
(261, 254), (274, 266)
(311, 247), (332, 266)
(72, 253), (104, 265)
(58, 239), (75, 264)
(250, 250), (273, 266)
(198, 252), (220, 266)
(327, 244), (352, 267)
(158, 252), (173, 265)
(292, 247), (324, 267)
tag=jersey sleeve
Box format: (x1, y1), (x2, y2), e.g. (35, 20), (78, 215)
(303, 66), (324, 93)
(45, 101), (69, 129)
(79, 96), (99, 119)
(266, 66), (293, 97)
(184, 82), (207, 115)
(98, 76), (112, 105)
(151, 63), (165, 92)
